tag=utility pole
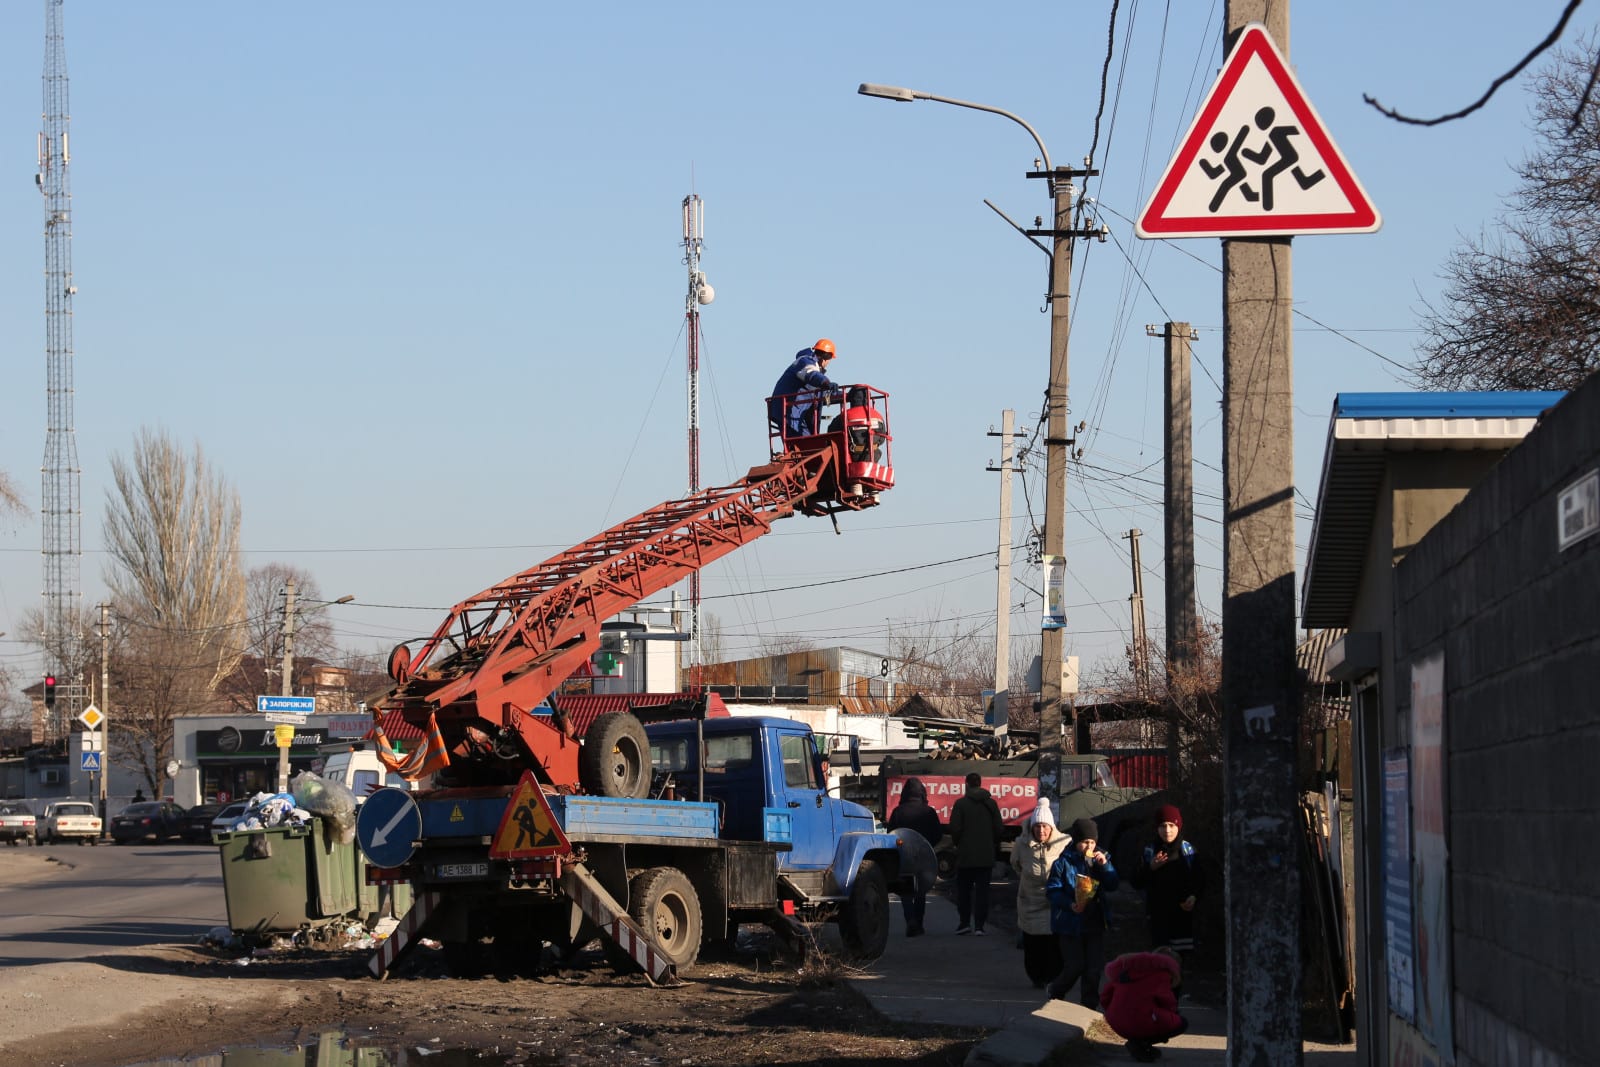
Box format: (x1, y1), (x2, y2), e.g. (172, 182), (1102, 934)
(1153, 323), (1199, 674)
(279, 580), (297, 792)
(1221, 4), (1303, 1062)
(1028, 160), (1100, 788)
(986, 411), (1023, 749)
(97, 602), (109, 829)
(1123, 529), (1150, 697)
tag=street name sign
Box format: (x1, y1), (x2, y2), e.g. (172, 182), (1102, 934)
(263, 712), (310, 725)
(1137, 23), (1379, 238)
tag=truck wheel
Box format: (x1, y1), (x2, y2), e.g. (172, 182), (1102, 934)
(579, 712), (651, 799)
(838, 859), (889, 960)
(628, 866), (702, 969)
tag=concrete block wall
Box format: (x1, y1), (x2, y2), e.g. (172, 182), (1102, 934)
(1393, 374), (1600, 1066)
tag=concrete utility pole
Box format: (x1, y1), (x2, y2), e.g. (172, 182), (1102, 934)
(856, 82), (1102, 784)
(97, 602), (109, 829)
(1123, 529), (1150, 697)
(279, 580), (297, 792)
(1221, 4), (1303, 1062)
(1154, 323), (1199, 675)
(986, 410), (1023, 747)
(1029, 160), (1102, 788)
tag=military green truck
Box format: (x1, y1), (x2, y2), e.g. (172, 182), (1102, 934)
(846, 752), (1164, 878)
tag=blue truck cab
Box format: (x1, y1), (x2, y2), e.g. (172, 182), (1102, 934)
(645, 715), (893, 898)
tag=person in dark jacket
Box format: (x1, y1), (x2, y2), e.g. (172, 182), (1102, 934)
(1129, 803), (1205, 953)
(949, 772), (1004, 935)
(1098, 947), (1188, 1062)
(886, 777), (942, 937)
(768, 339), (840, 437)
(1044, 817), (1119, 1008)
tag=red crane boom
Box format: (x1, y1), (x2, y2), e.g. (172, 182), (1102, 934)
(373, 387), (894, 789)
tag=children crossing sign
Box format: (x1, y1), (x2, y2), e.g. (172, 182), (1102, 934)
(490, 771), (571, 859)
(1137, 23), (1379, 238)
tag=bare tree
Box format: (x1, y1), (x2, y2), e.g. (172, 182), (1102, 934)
(0, 470), (24, 520)
(215, 564), (340, 712)
(102, 429), (246, 789)
(1415, 35), (1600, 390)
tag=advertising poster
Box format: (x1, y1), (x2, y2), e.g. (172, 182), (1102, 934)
(1409, 651), (1452, 1058)
(1382, 748), (1415, 1022)
(1042, 555), (1066, 630)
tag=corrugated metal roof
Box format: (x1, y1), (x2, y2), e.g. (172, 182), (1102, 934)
(1302, 390), (1563, 627)
(373, 692), (729, 748)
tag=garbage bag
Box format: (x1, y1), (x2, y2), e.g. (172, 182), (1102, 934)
(291, 770), (358, 844)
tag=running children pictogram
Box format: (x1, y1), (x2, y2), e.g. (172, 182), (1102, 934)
(1137, 23), (1379, 238)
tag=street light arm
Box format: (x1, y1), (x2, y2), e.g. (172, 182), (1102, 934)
(858, 83), (1052, 172)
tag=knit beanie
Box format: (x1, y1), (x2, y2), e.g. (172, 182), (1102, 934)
(1156, 804), (1183, 830)
(1032, 798), (1057, 829)
(1069, 817), (1099, 842)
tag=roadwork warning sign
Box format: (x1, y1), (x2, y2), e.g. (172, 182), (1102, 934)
(1137, 23), (1379, 238)
(490, 771), (572, 859)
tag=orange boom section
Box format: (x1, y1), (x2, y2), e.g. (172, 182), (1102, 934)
(372, 388), (894, 790)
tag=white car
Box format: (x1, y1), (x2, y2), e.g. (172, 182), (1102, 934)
(39, 801), (101, 844)
(209, 801), (250, 834)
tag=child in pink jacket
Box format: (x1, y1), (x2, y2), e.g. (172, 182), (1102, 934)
(1097, 947), (1188, 1062)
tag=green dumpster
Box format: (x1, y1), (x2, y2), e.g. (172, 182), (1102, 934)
(216, 818), (414, 943)
(216, 818), (357, 941)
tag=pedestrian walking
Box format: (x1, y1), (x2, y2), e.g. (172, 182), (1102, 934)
(1129, 803), (1204, 953)
(886, 777), (942, 937)
(1044, 817), (1119, 1008)
(949, 771), (1004, 935)
(1009, 797), (1071, 986)
(1098, 947), (1188, 1062)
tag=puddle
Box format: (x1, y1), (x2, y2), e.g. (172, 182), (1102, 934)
(122, 1029), (531, 1066)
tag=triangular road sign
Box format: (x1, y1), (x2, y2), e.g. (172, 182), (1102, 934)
(489, 771), (572, 859)
(1137, 23), (1379, 238)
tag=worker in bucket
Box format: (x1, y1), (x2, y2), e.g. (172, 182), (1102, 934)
(769, 338), (841, 438)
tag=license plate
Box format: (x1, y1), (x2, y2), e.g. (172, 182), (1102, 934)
(435, 862), (489, 880)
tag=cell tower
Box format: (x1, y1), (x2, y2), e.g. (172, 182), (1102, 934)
(38, 0), (82, 739)
(681, 194), (713, 675)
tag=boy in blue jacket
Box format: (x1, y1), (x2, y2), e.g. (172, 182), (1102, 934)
(1044, 817), (1119, 1009)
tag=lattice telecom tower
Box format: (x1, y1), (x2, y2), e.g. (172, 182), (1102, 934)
(38, 0), (82, 739)
(681, 194), (713, 674)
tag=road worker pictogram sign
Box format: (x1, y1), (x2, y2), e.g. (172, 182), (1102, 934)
(1137, 23), (1379, 238)
(489, 771), (571, 859)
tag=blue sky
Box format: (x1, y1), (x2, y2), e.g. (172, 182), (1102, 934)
(0, 2), (1581, 703)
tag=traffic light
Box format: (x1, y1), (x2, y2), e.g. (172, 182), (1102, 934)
(43, 674), (57, 708)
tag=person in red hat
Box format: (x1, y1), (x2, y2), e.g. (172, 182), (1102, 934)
(1129, 803), (1205, 953)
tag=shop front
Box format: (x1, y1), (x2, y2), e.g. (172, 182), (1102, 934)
(176, 715), (373, 807)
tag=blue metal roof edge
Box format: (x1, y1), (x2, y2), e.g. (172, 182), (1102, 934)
(1332, 391), (1566, 419)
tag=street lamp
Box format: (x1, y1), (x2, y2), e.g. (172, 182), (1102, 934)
(859, 81), (1102, 802)
(276, 587), (355, 791)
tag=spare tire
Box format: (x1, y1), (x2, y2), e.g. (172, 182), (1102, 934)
(579, 712), (651, 798)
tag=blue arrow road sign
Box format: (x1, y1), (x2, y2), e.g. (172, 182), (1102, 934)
(257, 695), (316, 715)
(356, 787), (421, 869)
(81, 751), (101, 772)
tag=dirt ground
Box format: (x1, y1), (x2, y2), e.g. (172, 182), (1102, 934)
(1, 869), (1224, 1067)
(2, 921), (988, 1067)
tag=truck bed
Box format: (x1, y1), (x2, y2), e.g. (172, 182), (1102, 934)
(416, 791), (719, 844)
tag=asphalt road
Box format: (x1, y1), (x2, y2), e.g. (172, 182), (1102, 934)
(0, 841), (226, 965)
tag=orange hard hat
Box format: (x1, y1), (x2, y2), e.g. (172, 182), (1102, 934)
(812, 338), (836, 358)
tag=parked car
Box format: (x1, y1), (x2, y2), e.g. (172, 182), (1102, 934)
(180, 803), (225, 843)
(0, 802), (38, 845)
(38, 800), (102, 844)
(209, 801), (250, 835)
(109, 801), (186, 844)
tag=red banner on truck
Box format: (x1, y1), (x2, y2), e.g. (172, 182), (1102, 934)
(885, 775), (1037, 827)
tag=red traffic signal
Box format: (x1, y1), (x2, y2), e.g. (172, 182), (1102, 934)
(43, 674), (57, 708)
